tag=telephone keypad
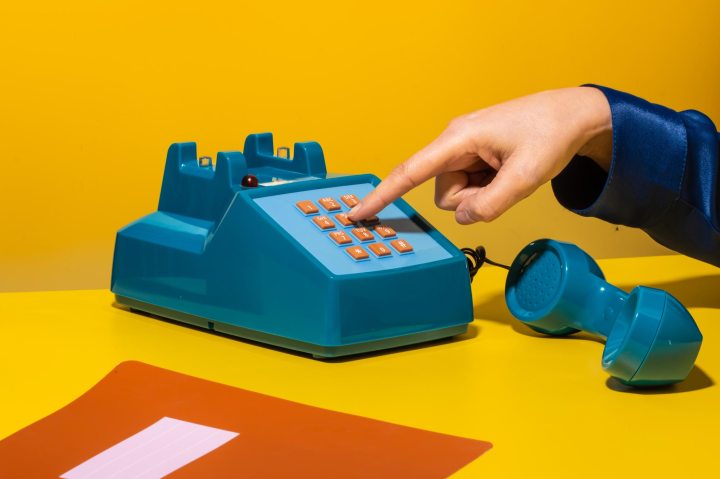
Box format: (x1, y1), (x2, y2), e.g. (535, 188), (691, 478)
(295, 192), (416, 263)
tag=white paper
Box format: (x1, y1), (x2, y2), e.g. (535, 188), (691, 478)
(60, 417), (239, 479)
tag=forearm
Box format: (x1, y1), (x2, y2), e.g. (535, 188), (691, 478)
(552, 85), (720, 266)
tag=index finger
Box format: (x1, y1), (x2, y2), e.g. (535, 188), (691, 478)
(347, 132), (466, 220)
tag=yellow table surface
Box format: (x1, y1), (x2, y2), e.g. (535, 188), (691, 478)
(1, 254), (719, 477)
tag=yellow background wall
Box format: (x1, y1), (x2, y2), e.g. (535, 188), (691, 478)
(1, 1), (718, 292)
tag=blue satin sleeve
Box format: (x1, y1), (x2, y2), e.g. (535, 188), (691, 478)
(551, 85), (720, 267)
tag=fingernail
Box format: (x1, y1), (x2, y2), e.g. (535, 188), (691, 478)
(348, 204), (362, 220)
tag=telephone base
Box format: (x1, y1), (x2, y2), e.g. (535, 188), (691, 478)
(116, 295), (468, 359)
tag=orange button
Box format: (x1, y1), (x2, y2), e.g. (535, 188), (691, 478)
(390, 239), (414, 254)
(351, 227), (374, 242)
(312, 216), (336, 230)
(345, 246), (369, 261)
(334, 213), (356, 227)
(296, 200), (319, 215)
(361, 215), (380, 226)
(318, 197), (341, 211)
(374, 225), (396, 238)
(340, 194), (360, 208)
(368, 243), (392, 257)
(329, 231), (353, 245)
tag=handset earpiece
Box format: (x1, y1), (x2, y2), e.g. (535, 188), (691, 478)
(504, 239), (703, 386)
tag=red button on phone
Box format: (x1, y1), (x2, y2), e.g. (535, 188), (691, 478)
(296, 200), (319, 215)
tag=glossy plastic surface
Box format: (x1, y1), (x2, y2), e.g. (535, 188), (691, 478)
(254, 183), (451, 275)
(505, 239), (703, 386)
(111, 133), (472, 357)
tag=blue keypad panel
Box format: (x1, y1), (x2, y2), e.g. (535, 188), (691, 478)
(254, 183), (452, 275)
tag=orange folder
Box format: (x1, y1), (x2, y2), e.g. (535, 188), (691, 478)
(0, 361), (492, 478)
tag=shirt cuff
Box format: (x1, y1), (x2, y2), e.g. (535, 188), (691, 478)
(551, 85), (688, 228)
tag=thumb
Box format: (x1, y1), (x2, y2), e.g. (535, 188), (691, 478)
(454, 165), (535, 224)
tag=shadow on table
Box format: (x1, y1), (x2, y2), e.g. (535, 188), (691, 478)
(472, 291), (605, 345)
(606, 366), (714, 394)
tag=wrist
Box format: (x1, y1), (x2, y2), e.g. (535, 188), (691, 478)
(574, 86), (613, 171)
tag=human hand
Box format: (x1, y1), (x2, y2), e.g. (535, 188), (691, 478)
(347, 87), (612, 224)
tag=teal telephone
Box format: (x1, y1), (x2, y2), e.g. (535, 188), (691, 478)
(111, 132), (703, 387)
(111, 133), (473, 358)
